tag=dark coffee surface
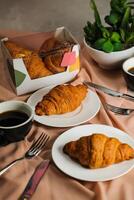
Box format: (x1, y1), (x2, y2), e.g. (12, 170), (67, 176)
(128, 67), (134, 75)
(0, 111), (29, 127)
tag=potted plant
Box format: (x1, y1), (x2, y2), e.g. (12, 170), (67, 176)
(83, 0), (134, 69)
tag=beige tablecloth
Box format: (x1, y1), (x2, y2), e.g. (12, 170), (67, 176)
(0, 31), (134, 200)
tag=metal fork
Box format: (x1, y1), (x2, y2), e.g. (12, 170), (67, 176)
(105, 103), (134, 115)
(0, 132), (50, 176)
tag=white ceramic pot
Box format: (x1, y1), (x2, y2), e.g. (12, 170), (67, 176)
(84, 38), (134, 70)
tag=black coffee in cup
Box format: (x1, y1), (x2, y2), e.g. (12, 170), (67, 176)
(0, 110), (29, 127)
(122, 57), (134, 91)
(0, 101), (33, 146)
(128, 67), (134, 75)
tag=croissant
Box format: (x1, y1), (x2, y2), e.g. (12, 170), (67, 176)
(44, 52), (67, 73)
(4, 41), (52, 79)
(63, 133), (134, 169)
(40, 38), (72, 73)
(5, 41), (33, 76)
(39, 37), (72, 54)
(4, 41), (33, 64)
(35, 84), (87, 116)
(25, 52), (52, 79)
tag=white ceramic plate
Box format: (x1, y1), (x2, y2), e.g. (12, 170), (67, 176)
(27, 85), (100, 127)
(52, 124), (134, 181)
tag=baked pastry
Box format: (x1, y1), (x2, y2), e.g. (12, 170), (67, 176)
(63, 133), (134, 169)
(24, 52), (52, 79)
(4, 40), (33, 64)
(35, 84), (87, 116)
(39, 37), (72, 55)
(44, 52), (67, 73)
(4, 40), (32, 57)
(40, 38), (73, 73)
(4, 41), (52, 79)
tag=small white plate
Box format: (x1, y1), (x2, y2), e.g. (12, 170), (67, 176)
(52, 124), (134, 181)
(27, 85), (100, 127)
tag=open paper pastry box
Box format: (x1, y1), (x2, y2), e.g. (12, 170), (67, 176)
(1, 27), (80, 95)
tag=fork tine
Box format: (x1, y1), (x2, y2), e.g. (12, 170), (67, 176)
(106, 104), (118, 111)
(105, 103), (133, 115)
(105, 104), (122, 114)
(36, 135), (50, 151)
(40, 135), (50, 149)
(31, 134), (48, 153)
(34, 135), (50, 156)
(29, 132), (45, 152)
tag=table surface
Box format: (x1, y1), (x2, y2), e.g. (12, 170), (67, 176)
(0, 31), (134, 200)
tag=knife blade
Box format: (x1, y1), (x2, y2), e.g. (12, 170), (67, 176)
(84, 81), (134, 102)
(21, 159), (50, 200)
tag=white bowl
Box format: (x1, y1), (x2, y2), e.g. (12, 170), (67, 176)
(84, 38), (134, 70)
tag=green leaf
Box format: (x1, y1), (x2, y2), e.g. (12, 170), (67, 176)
(126, 33), (134, 44)
(121, 7), (131, 29)
(111, 32), (121, 42)
(120, 28), (126, 42)
(111, 0), (128, 14)
(130, 16), (134, 32)
(90, 0), (102, 27)
(105, 13), (120, 25)
(113, 42), (123, 51)
(102, 40), (114, 53)
(101, 27), (110, 38)
(94, 38), (106, 50)
(14, 70), (26, 87)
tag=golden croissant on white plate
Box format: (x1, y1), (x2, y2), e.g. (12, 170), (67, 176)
(63, 133), (134, 169)
(35, 84), (87, 116)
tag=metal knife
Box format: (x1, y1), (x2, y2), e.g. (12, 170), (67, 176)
(21, 159), (50, 200)
(83, 81), (134, 102)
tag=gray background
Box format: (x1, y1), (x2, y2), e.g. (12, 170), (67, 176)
(0, 0), (110, 39)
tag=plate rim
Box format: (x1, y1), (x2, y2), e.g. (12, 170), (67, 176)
(27, 85), (101, 127)
(52, 124), (134, 181)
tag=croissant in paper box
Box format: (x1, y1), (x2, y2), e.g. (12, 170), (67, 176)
(39, 37), (73, 73)
(4, 41), (52, 79)
(35, 84), (87, 116)
(5, 38), (73, 78)
(63, 133), (134, 169)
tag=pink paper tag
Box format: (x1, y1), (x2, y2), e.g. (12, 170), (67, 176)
(61, 51), (76, 66)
